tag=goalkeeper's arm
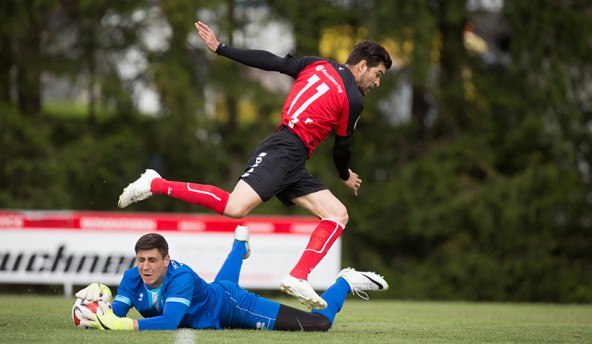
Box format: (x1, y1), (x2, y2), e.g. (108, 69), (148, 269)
(136, 302), (187, 330)
(80, 300), (187, 331)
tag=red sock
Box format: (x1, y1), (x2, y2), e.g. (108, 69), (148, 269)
(290, 219), (344, 280)
(150, 178), (229, 215)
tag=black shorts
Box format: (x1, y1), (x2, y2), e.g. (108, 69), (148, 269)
(240, 126), (327, 206)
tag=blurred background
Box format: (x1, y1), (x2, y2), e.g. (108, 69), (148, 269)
(1, 0), (591, 302)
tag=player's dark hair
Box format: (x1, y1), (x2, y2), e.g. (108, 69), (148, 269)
(135, 233), (169, 258)
(345, 40), (392, 70)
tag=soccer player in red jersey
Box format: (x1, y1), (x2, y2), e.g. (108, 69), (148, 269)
(118, 21), (391, 310)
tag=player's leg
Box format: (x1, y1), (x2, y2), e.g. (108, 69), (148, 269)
(291, 190), (348, 281)
(118, 169), (262, 218)
(280, 189), (347, 310)
(274, 268), (389, 331)
(214, 225), (251, 283)
(217, 282), (281, 331)
(118, 131), (291, 215)
(274, 304), (332, 331)
(217, 281), (337, 332)
(310, 268), (389, 325)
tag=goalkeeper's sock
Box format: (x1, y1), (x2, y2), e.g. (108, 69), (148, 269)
(311, 277), (349, 324)
(150, 179), (229, 215)
(289, 219), (344, 280)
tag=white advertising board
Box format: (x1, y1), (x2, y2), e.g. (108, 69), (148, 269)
(0, 210), (340, 296)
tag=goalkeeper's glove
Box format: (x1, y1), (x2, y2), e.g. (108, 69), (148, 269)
(79, 301), (135, 331)
(75, 283), (112, 302)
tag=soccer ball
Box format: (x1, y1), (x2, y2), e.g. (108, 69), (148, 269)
(72, 298), (104, 328)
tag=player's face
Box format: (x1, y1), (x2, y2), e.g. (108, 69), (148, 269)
(136, 248), (170, 288)
(358, 62), (387, 96)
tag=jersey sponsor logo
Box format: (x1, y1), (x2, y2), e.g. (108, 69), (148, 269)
(315, 64), (343, 94)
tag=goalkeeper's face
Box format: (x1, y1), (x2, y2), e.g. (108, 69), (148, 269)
(136, 248), (171, 288)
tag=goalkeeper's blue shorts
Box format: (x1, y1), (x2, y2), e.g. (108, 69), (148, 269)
(215, 281), (281, 330)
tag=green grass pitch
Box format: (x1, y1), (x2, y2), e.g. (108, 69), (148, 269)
(0, 295), (590, 344)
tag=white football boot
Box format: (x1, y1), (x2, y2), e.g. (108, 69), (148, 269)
(118, 169), (161, 208)
(280, 275), (328, 310)
(337, 267), (389, 300)
(234, 225), (251, 259)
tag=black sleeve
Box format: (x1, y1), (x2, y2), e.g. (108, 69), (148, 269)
(216, 43), (323, 78)
(333, 135), (352, 180)
(215, 43), (286, 72)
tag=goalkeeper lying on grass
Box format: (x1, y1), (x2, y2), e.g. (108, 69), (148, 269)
(75, 227), (387, 331)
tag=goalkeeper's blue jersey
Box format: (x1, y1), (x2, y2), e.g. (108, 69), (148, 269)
(113, 259), (280, 330)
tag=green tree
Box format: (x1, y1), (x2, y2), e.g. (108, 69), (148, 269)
(345, 0), (592, 301)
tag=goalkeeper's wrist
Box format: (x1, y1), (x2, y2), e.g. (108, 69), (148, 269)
(115, 317), (135, 331)
(97, 314), (136, 330)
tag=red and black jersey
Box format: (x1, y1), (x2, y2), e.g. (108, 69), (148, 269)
(216, 44), (363, 180)
(275, 56), (363, 156)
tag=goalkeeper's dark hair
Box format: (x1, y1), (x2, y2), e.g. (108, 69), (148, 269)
(135, 233), (169, 258)
(345, 40), (392, 70)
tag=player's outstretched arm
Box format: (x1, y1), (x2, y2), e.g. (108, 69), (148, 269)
(75, 283), (113, 302)
(194, 20), (287, 73)
(195, 21), (219, 53)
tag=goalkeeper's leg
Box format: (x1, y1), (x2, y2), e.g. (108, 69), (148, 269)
(214, 225), (250, 283)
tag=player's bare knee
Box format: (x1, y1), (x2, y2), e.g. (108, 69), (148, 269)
(223, 205), (250, 219)
(340, 210), (349, 226)
(322, 203), (348, 226)
(333, 205), (349, 226)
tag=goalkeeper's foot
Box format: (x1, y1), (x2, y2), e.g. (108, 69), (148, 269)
(280, 275), (327, 310)
(337, 267), (388, 300)
(234, 225), (251, 259)
(118, 169), (161, 208)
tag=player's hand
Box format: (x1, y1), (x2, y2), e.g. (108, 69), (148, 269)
(75, 283), (113, 302)
(78, 301), (135, 331)
(194, 21), (220, 53)
(342, 169), (362, 196)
